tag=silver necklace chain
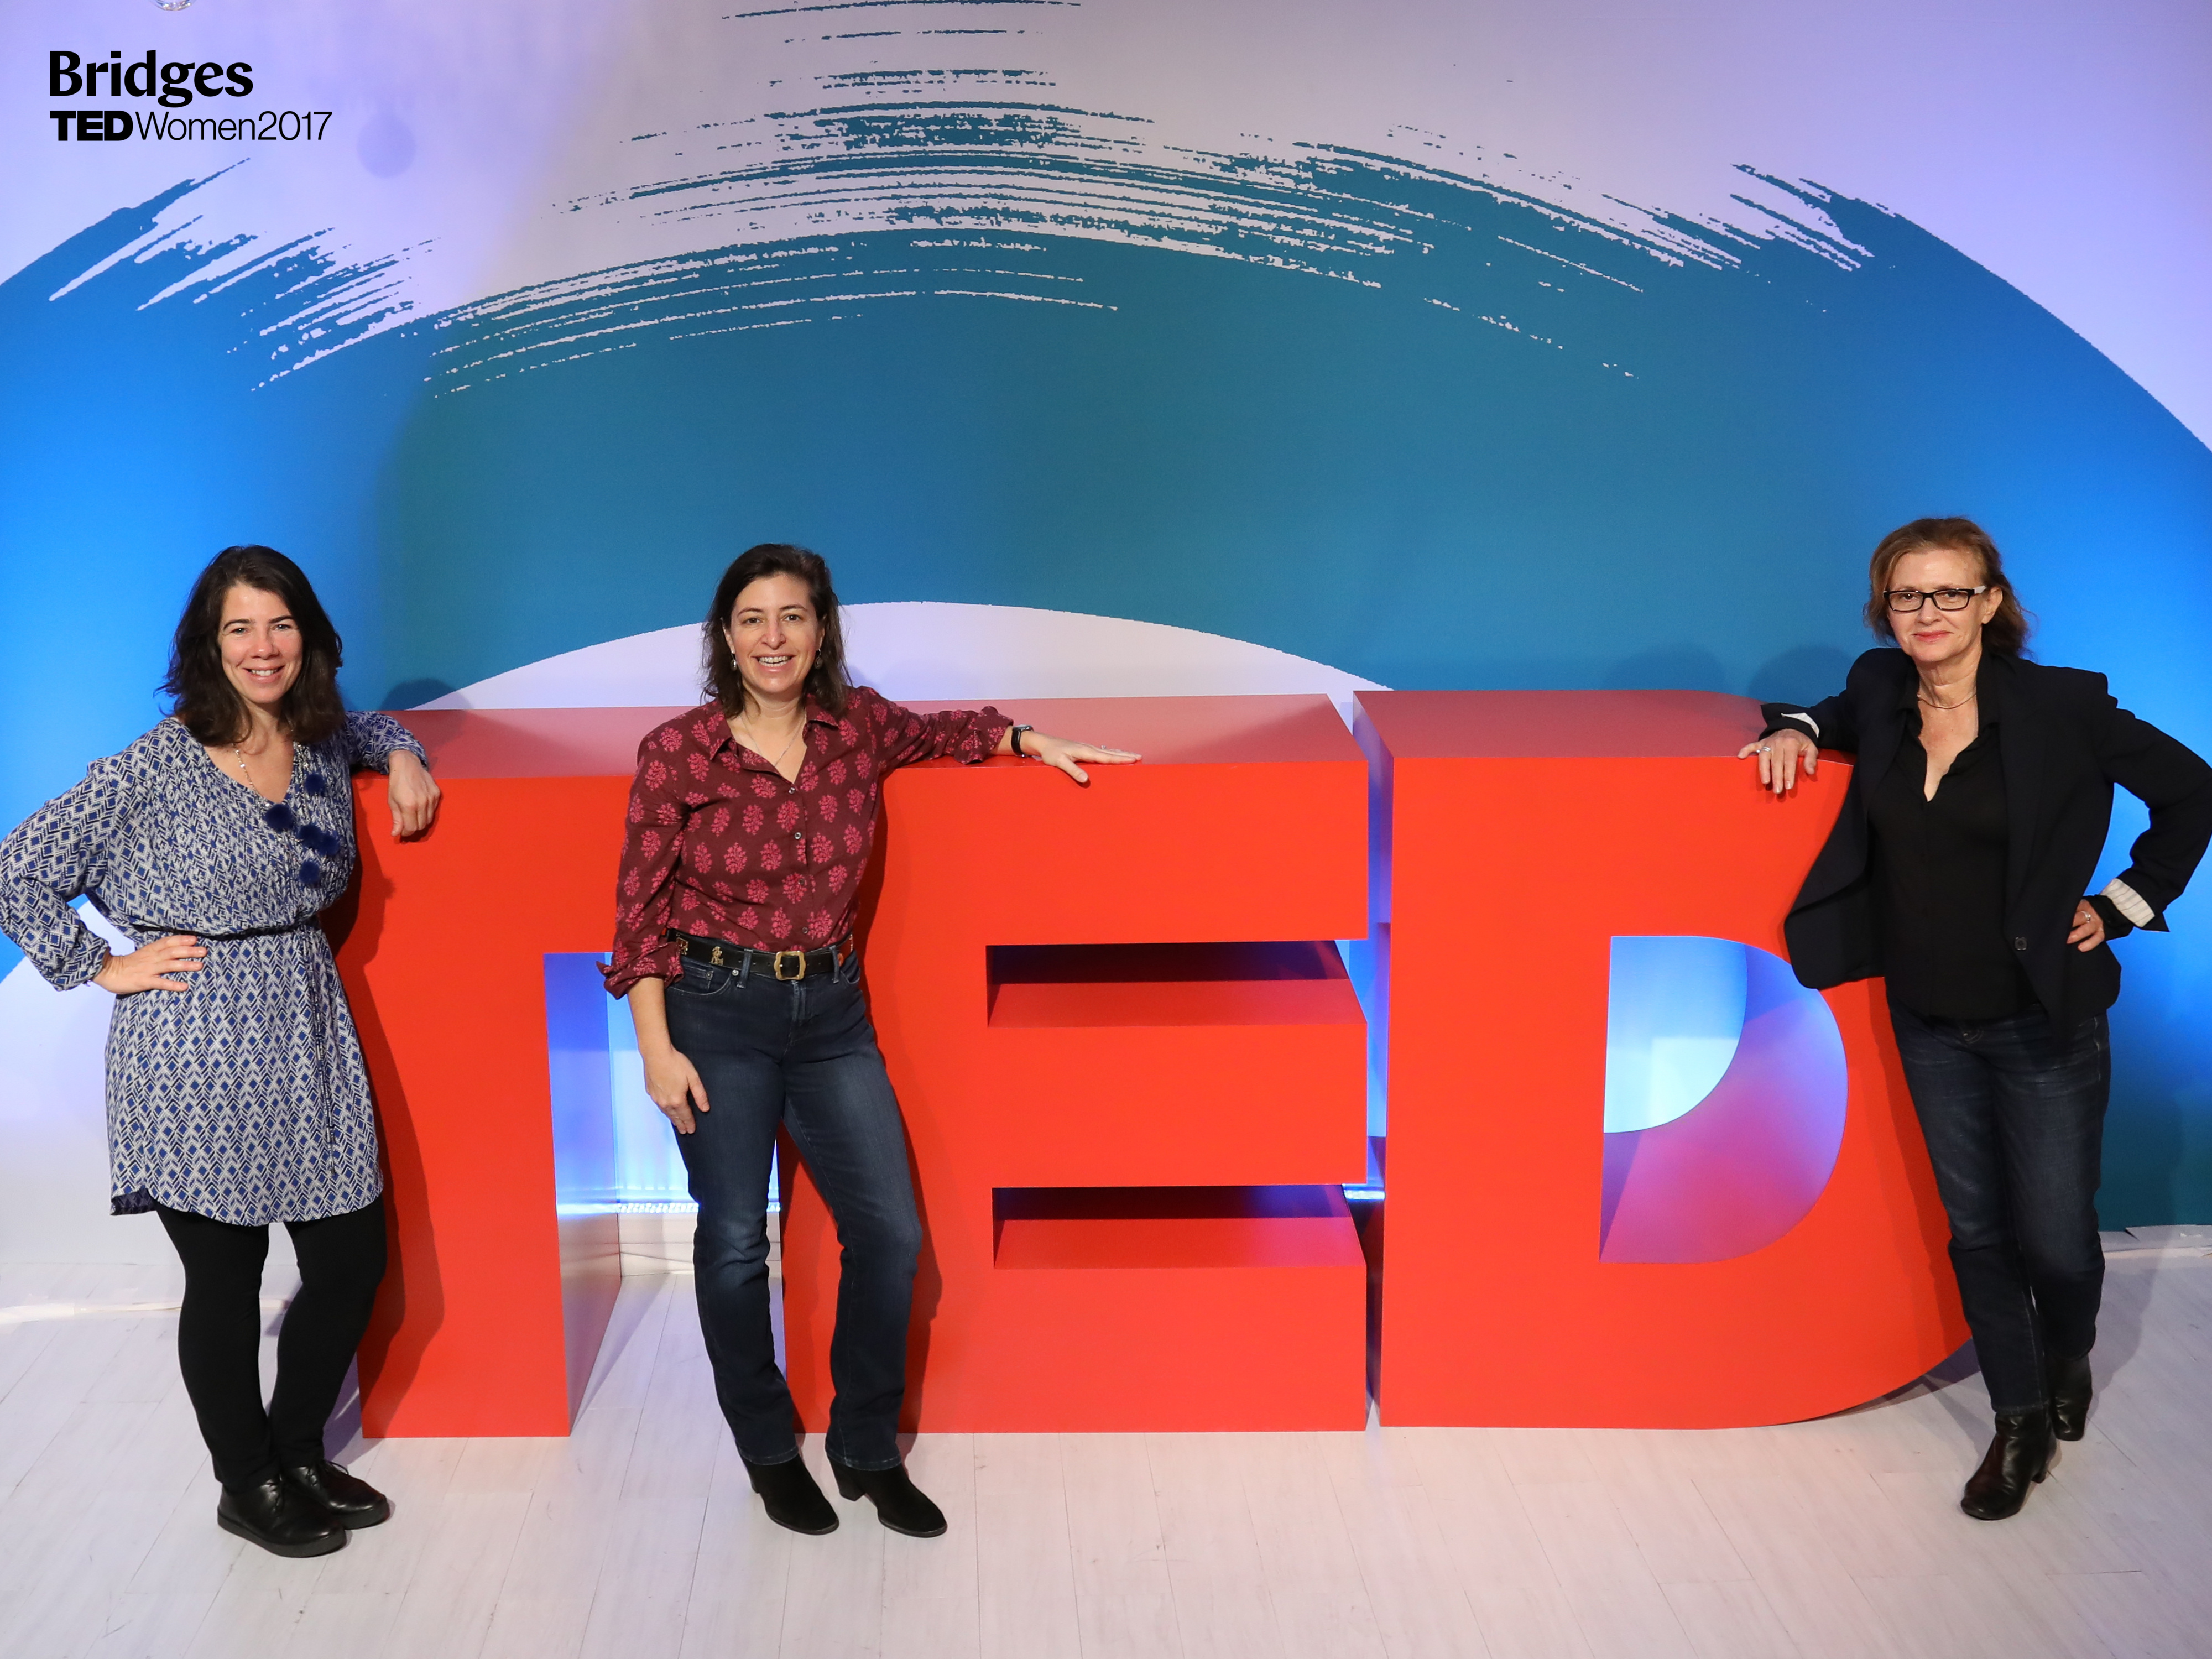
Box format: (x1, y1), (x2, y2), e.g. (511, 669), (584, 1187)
(1918, 688), (1979, 712)
(227, 729), (291, 787)
(737, 712), (805, 771)
(229, 736), (278, 778)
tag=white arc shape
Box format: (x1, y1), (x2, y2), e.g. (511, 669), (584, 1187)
(420, 602), (1383, 721)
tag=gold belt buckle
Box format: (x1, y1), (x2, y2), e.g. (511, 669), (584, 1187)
(773, 949), (807, 981)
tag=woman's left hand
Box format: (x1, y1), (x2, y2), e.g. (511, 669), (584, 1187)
(387, 751), (442, 838)
(1022, 732), (1142, 785)
(2067, 899), (2106, 953)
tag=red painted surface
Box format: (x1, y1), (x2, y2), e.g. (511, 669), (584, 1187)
(1358, 690), (1965, 1427)
(334, 707), (685, 1437)
(992, 1186), (1363, 1272)
(780, 695), (1371, 1431)
(333, 689), (1938, 1439)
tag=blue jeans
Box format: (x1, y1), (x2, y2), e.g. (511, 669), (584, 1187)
(1888, 999), (2110, 1415)
(663, 949), (921, 1470)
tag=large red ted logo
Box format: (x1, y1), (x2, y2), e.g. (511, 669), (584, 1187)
(338, 694), (1961, 1439)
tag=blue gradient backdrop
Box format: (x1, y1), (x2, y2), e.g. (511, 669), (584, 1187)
(5, 150), (2209, 1220)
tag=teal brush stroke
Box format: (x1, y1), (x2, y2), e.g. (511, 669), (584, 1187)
(3, 141), (2210, 1222)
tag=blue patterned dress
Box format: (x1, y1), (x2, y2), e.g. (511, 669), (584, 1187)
(0, 714), (426, 1224)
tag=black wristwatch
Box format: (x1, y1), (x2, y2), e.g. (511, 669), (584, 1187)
(1009, 724), (1035, 758)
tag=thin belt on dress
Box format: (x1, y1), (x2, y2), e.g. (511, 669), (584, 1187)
(143, 916), (324, 943)
(667, 927), (852, 982)
(122, 912), (343, 1155)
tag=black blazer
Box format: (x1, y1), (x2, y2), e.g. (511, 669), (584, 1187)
(1762, 648), (2212, 1027)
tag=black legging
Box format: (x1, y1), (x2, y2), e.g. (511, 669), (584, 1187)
(156, 1198), (388, 1490)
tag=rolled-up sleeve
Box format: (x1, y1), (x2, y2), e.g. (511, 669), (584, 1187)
(2095, 686), (2212, 932)
(0, 757), (129, 991)
(869, 691), (1013, 772)
(603, 732), (692, 998)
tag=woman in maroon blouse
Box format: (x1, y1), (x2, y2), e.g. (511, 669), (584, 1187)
(605, 544), (1135, 1538)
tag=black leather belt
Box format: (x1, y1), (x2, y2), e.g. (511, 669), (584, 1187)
(667, 927), (851, 982)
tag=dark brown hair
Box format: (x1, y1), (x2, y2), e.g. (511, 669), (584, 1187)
(703, 543), (854, 717)
(163, 546), (347, 745)
(1863, 517), (2033, 658)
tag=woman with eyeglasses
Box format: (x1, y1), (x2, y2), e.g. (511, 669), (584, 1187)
(605, 543), (1136, 1540)
(0, 546), (441, 1558)
(1743, 517), (2212, 1520)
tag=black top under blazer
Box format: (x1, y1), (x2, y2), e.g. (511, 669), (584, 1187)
(1761, 648), (2212, 1029)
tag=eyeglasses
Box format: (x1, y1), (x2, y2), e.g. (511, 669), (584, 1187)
(1883, 586), (1988, 613)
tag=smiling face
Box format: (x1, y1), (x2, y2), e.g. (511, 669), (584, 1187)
(1885, 546), (2004, 676)
(216, 583), (304, 718)
(722, 572), (822, 709)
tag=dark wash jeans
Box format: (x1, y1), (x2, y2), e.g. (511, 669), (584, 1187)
(663, 948), (921, 1471)
(1888, 998), (2110, 1415)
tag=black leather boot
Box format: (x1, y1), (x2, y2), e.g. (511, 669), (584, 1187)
(2048, 1351), (2093, 1442)
(832, 1459), (947, 1538)
(742, 1453), (838, 1535)
(284, 1460), (392, 1528)
(216, 1477), (349, 1557)
(1960, 1408), (2056, 1521)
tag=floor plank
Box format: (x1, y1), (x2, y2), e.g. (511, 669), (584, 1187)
(0, 1251), (2206, 1658)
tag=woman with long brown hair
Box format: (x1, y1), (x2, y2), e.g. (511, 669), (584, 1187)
(0, 545), (441, 1557)
(606, 542), (1135, 1538)
(1746, 518), (2212, 1520)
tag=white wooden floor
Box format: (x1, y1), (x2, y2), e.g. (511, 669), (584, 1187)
(3, 1240), (2210, 1659)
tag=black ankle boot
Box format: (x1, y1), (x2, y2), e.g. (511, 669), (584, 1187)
(217, 1477), (349, 1557)
(742, 1454), (838, 1535)
(832, 1459), (947, 1538)
(284, 1460), (392, 1528)
(1960, 1408), (2056, 1521)
(2048, 1352), (2093, 1442)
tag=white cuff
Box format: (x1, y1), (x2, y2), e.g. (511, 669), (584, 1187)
(1777, 711), (1820, 741)
(2102, 879), (2154, 928)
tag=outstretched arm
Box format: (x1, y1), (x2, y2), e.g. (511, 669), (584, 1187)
(870, 692), (1141, 784)
(994, 723), (1140, 785)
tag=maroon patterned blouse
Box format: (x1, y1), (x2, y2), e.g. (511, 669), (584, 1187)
(604, 687), (1010, 995)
